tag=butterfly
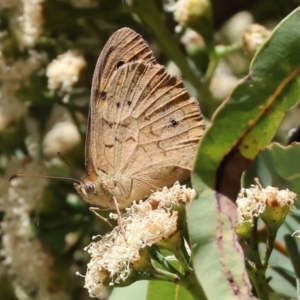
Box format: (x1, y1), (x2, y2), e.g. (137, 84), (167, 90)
(74, 27), (204, 209)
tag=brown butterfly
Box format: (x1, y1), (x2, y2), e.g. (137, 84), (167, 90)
(74, 27), (204, 209)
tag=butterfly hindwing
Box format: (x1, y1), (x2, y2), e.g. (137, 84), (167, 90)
(95, 62), (204, 204)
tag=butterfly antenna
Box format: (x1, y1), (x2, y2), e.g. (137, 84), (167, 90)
(57, 152), (82, 180)
(8, 173), (82, 185)
(9, 152), (84, 185)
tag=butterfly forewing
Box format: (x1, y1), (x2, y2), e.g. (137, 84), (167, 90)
(86, 28), (157, 176)
(91, 27), (157, 94)
(80, 27), (204, 209)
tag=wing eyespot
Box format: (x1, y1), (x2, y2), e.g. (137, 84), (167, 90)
(100, 91), (107, 100)
(116, 102), (120, 108)
(127, 101), (132, 106)
(171, 119), (179, 126)
(116, 61), (125, 69)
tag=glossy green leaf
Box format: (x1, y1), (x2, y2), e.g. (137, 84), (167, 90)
(110, 281), (148, 300)
(110, 280), (193, 300)
(147, 281), (193, 300)
(187, 182), (254, 300)
(188, 7), (300, 300)
(284, 235), (300, 283)
(193, 7), (300, 193)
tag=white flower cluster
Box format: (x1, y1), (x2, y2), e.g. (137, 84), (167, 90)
(18, 0), (44, 47)
(0, 160), (70, 300)
(236, 180), (296, 226)
(0, 0), (44, 48)
(0, 52), (45, 132)
(0, 0), (47, 131)
(82, 182), (195, 299)
(46, 51), (86, 93)
(149, 181), (196, 206)
(43, 121), (81, 157)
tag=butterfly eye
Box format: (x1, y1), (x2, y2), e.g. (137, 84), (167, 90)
(85, 181), (95, 194)
(116, 60), (125, 69)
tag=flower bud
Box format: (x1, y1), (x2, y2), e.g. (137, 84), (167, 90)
(172, 0), (212, 26)
(260, 188), (295, 231)
(236, 179), (296, 233)
(242, 24), (271, 57)
(235, 218), (254, 239)
(168, 0), (213, 44)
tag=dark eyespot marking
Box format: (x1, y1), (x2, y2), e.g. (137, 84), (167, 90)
(171, 119), (178, 126)
(127, 101), (132, 106)
(99, 168), (108, 175)
(116, 102), (120, 108)
(100, 91), (107, 100)
(105, 144), (114, 148)
(116, 61), (125, 69)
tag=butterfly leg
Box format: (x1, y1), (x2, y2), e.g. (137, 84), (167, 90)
(113, 196), (126, 237)
(89, 207), (113, 228)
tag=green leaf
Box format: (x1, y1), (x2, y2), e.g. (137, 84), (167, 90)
(193, 7), (300, 199)
(110, 281), (148, 300)
(187, 182), (254, 300)
(147, 281), (194, 300)
(284, 234), (300, 283)
(189, 6), (300, 300)
(110, 280), (193, 300)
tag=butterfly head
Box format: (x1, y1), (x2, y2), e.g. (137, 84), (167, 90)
(74, 171), (136, 209)
(74, 179), (105, 206)
(74, 180), (94, 198)
(74, 173), (118, 209)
